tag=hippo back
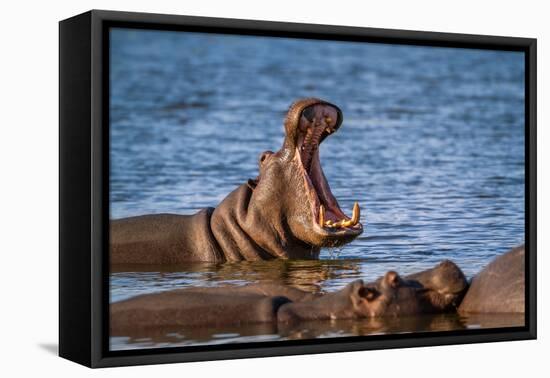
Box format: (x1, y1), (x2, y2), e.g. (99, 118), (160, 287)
(459, 245), (525, 314)
(111, 289), (290, 332)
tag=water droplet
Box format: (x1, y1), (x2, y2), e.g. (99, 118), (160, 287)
(327, 247), (344, 260)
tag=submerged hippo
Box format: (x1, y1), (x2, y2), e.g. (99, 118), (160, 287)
(459, 245), (525, 314)
(259, 262), (467, 323)
(111, 98), (363, 264)
(110, 261), (468, 331)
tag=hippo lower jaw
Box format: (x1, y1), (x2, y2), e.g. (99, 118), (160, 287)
(294, 121), (363, 247)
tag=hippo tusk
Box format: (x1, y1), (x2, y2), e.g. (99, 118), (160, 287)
(319, 205), (325, 227)
(332, 203), (360, 228)
(351, 202), (360, 226)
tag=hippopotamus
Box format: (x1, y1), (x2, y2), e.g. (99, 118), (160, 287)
(278, 261), (468, 323)
(110, 261), (468, 332)
(459, 245), (525, 314)
(111, 98), (363, 264)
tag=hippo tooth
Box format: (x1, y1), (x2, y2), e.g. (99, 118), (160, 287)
(319, 205), (325, 227)
(325, 127), (331, 134)
(341, 219), (353, 227)
(338, 203), (360, 228)
(350, 202), (360, 226)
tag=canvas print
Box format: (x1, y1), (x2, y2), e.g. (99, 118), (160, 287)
(108, 28), (525, 351)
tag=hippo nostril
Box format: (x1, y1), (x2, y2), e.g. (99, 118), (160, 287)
(259, 151), (273, 165)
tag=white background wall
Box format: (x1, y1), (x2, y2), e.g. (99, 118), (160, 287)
(0, 0), (546, 376)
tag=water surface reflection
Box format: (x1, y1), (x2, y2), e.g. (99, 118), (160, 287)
(110, 312), (524, 350)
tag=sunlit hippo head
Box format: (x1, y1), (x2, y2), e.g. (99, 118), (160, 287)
(247, 98), (363, 255)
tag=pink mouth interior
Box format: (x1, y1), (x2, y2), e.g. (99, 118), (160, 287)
(296, 130), (352, 226)
(308, 150), (349, 223)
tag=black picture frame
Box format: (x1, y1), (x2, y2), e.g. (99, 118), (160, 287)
(59, 9), (537, 368)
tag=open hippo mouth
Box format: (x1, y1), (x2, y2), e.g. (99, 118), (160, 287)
(293, 101), (363, 241)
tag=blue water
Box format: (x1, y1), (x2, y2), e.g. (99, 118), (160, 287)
(109, 28), (525, 349)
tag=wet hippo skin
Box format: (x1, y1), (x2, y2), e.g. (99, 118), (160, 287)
(180, 283), (320, 302)
(110, 262), (468, 331)
(458, 245), (525, 314)
(111, 98), (363, 264)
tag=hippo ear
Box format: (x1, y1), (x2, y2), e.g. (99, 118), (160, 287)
(384, 271), (401, 288)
